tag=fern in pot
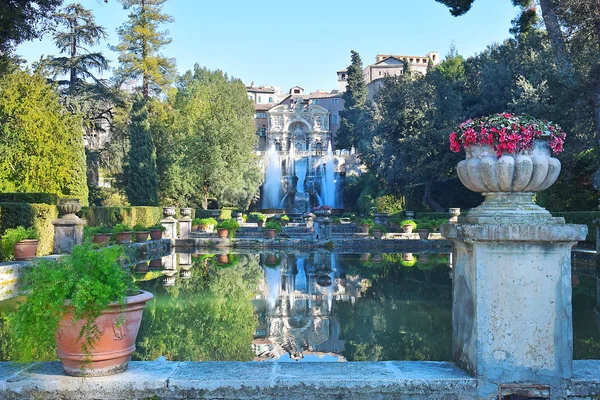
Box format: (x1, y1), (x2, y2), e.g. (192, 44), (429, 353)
(1, 226), (39, 261)
(9, 243), (153, 376)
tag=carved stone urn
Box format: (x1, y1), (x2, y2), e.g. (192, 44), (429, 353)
(58, 198), (82, 219)
(456, 141), (562, 223)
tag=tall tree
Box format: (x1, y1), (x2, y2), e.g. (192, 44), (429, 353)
(337, 50), (369, 150)
(0, 0), (63, 55)
(174, 66), (262, 209)
(114, 0), (175, 98)
(0, 69), (88, 203)
(124, 95), (159, 205)
(46, 3), (109, 89)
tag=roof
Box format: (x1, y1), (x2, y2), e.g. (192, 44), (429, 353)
(337, 69), (348, 73)
(376, 54), (432, 64)
(255, 103), (275, 111)
(247, 86), (276, 94)
(309, 91), (343, 99)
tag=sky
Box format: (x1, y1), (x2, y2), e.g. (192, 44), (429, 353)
(16, 0), (519, 94)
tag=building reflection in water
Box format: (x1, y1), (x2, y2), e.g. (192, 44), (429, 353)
(252, 253), (367, 361)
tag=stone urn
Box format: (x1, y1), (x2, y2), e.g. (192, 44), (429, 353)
(371, 228), (384, 240)
(180, 207), (192, 218)
(58, 198), (82, 218)
(456, 141), (561, 223)
(417, 229), (430, 240)
(449, 208), (461, 223)
(163, 206), (176, 219)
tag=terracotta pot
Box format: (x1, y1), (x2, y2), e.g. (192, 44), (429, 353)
(265, 229), (276, 239)
(371, 229), (383, 239)
(217, 254), (229, 264)
(13, 239), (38, 261)
(149, 258), (162, 270)
(191, 225), (199, 232)
(115, 232), (132, 244)
(217, 228), (229, 239)
(371, 254), (383, 263)
(417, 229), (430, 240)
(56, 290), (154, 377)
(149, 229), (163, 241)
(257, 221), (264, 228)
(135, 231), (149, 243)
(402, 225), (413, 234)
(402, 253), (414, 262)
(135, 262), (149, 272)
(360, 224), (370, 234)
(92, 233), (111, 246)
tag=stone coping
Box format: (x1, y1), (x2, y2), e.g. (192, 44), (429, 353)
(1, 360), (598, 399)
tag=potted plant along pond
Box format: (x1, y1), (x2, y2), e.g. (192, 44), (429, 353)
(191, 218), (201, 232)
(216, 218), (240, 239)
(416, 222), (433, 240)
(400, 219), (417, 233)
(199, 218), (218, 233)
(112, 223), (133, 244)
(256, 213), (267, 227)
(369, 224), (387, 239)
(358, 218), (373, 234)
(264, 220), (282, 239)
(10, 244), (153, 376)
(88, 226), (112, 246)
(132, 224), (150, 243)
(1, 226), (39, 261)
(149, 223), (166, 240)
(280, 215), (290, 227)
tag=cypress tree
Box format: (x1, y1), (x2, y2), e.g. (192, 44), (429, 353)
(337, 50), (368, 150)
(124, 96), (159, 205)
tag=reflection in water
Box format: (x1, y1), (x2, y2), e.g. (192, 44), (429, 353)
(0, 253), (599, 363)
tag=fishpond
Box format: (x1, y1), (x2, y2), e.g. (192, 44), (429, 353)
(0, 251), (598, 362)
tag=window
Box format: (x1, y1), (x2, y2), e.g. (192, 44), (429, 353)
(248, 95), (253, 100)
(332, 98), (339, 104)
(313, 99), (319, 104)
(256, 112), (261, 119)
(268, 97), (273, 103)
(378, 71), (382, 76)
(332, 115), (338, 124)
(262, 112), (267, 118)
(341, 74), (346, 80)
(294, 89), (300, 94)
(261, 125), (266, 136)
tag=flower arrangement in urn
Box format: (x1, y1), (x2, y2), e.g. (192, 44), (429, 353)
(449, 113), (566, 158)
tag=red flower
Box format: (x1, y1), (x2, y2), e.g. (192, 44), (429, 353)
(449, 132), (461, 153)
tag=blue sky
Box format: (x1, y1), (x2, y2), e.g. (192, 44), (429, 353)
(17, 0), (519, 93)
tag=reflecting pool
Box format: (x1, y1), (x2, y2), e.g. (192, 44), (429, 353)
(1, 251), (599, 362)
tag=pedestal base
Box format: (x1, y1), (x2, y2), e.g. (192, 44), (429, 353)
(161, 217), (177, 239)
(52, 217), (86, 254)
(441, 222), (587, 393)
(179, 218), (191, 239)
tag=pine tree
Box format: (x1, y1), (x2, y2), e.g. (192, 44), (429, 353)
(46, 3), (109, 89)
(114, 0), (175, 98)
(124, 96), (159, 205)
(337, 50), (368, 150)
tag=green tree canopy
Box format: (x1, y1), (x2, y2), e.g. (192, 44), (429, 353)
(114, 0), (176, 98)
(0, 69), (88, 203)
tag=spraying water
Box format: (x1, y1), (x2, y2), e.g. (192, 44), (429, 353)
(295, 158), (307, 194)
(263, 145), (282, 208)
(264, 265), (282, 310)
(320, 140), (336, 207)
(288, 142), (295, 177)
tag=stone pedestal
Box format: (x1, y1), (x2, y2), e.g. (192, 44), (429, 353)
(449, 208), (460, 223)
(178, 208), (192, 239)
(161, 207), (178, 240)
(442, 217), (587, 395)
(52, 199), (86, 254)
(314, 217), (332, 241)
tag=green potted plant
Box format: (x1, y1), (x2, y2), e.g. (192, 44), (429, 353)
(358, 218), (373, 234)
(87, 225), (112, 246)
(112, 223), (133, 244)
(216, 218), (240, 239)
(191, 218), (201, 232)
(1, 226), (39, 261)
(332, 216), (341, 225)
(264, 220), (282, 239)
(400, 219), (417, 234)
(400, 252), (418, 267)
(132, 224), (150, 243)
(280, 215), (290, 227)
(416, 222), (433, 240)
(9, 244), (153, 376)
(257, 213), (267, 227)
(148, 223), (166, 240)
(199, 217), (218, 233)
(369, 224), (387, 239)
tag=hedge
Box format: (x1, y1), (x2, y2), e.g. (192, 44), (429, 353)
(0, 193), (59, 205)
(0, 203), (58, 257)
(79, 206), (196, 228)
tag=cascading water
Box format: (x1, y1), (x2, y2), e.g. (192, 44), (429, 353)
(296, 158), (307, 194)
(295, 257), (307, 293)
(320, 140), (336, 207)
(263, 145), (282, 208)
(288, 142), (295, 177)
(264, 264), (282, 310)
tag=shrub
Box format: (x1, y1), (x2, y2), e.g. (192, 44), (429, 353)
(219, 209), (232, 221)
(264, 220), (282, 233)
(332, 217), (341, 224)
(376, 195), (404, 214)
(132, 224), (147, 232)
(248, 212), (266, 223)
(369, 224), (387, 237)
(0, 193), (59, 204)
(358, 218), (374, 227)
(199, 218), (217, 228)
(1, 226), (38, 261)
(417, 222), (434, 232)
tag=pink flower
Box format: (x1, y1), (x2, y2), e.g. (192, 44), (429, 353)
(449, 132), (461, 153)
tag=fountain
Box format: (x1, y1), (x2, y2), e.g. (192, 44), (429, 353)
(262, 145), (282, 209)
(320, 141), (336, 208)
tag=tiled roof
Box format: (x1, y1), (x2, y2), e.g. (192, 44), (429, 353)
(247, 86), (276, 94)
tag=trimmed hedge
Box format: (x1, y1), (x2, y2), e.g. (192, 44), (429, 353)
(0, 203), (58, 257)
(415, 212), (451, 220)
(80, 206), (196, 228)
(0, 193), (59, 205)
